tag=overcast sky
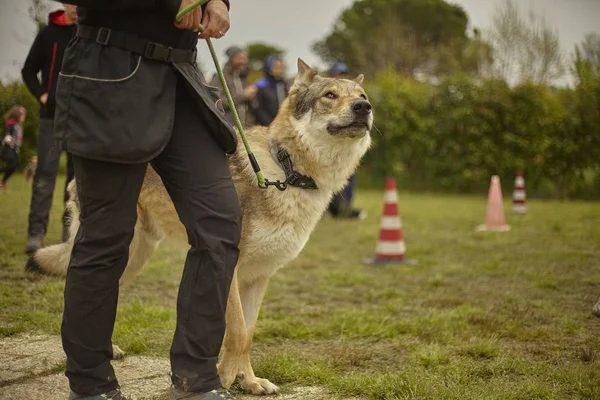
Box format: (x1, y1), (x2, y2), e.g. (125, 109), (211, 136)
(0, 0), (599, 84)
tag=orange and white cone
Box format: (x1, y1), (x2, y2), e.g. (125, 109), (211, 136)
(476, 175), (510, 232)
(512, 171), (527, 214)
(364, 177), (416, 266)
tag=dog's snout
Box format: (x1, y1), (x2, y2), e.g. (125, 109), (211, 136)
(352, 100), (372, 117)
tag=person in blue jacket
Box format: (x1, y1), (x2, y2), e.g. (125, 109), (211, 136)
(251, 54), (288, 126)
(327, 62), (367, 220)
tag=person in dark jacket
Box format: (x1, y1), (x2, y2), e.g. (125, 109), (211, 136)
(22, 4), (78, 253)
(251, 54), (288, 126)
(35, 1), (241, 399)
(327, 62), (366, 220)
(0, 106), (27, 188)
(210, 46), (256, 127)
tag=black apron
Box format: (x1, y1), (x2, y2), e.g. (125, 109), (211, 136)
(54, 37), (237, 164)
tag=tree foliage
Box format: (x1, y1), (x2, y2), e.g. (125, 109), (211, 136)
(312, 0), (490, 78)
(486, 0), (564, 85)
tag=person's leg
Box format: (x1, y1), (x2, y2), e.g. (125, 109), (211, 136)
(26, 119), (62, 251)
(62, 152), (76, 242)
(1, 152), (18, 185)
(61, 156), (147, 396)
(151, 78), (242, 394)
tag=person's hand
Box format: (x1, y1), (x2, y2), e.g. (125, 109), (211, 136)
(199, 0), (230, 39)
(243, 85), (257, 100)
(175, 0), (202, 32)
(40, 93), (48, 105)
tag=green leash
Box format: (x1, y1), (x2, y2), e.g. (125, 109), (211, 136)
(176, 0), (268, 188)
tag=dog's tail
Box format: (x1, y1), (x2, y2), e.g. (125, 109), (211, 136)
(26, 181), (80, 276)
(26, 180), (165, 283)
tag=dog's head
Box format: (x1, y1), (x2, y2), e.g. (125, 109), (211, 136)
(30, 155), (38, 166)
(283, 59), (373, 140)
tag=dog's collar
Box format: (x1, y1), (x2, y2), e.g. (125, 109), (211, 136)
(269, 144), (318, 190)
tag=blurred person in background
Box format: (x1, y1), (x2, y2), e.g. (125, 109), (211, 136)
(21, 3), (77, 253)
(210, 46), (256, 127)
(0, 106), (27, 189)
(252, 54), (288, 126)
(327, 62), (366, 220)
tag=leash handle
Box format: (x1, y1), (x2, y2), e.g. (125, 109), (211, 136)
(176, 0), (268, 188)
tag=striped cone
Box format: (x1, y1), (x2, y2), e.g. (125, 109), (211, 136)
(512, 171), (527, 214)
(364, 177), (417, 266)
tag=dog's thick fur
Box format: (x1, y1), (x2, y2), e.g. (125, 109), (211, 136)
(24, 155), (38, 185)
(28, 59), (373, 395)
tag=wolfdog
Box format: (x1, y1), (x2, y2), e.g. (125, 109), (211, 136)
(27, 59), (373, 395)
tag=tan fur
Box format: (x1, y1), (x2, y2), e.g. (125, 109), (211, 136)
(31, 59), (373, 395)
(24, 156), (38, 185)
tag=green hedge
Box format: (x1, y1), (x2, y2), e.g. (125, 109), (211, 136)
(364, 70), (600, 199)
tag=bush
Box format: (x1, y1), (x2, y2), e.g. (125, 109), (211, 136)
(364, 71), (600, 199)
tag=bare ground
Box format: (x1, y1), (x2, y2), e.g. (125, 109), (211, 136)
(0, 334), (355, 400)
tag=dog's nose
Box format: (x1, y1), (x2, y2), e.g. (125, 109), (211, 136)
(352, 100), (372, 117)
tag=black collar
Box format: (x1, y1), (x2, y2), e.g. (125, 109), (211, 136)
(269, 144), (318, 190)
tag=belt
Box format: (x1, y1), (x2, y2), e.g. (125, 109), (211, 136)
(75, 25), (197, 64)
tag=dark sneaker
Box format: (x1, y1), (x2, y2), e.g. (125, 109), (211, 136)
(70, 388), (129, 400)
(348, 209), (368, 220)
(25, 234), (44, 255)
(170, 386), (236, 400)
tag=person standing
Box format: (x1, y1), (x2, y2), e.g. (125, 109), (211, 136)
(251, 54), (288, 126)
(0, 106), (27, 188)
(22, 3), (78, 253)
(210, 46), (256, 127)
(44, 0), (241, 399)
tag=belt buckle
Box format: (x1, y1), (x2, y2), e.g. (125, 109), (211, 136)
(96, 27), (111, 45)
(145, 42), (173, 62)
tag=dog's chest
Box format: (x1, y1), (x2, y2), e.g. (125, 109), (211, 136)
(240, 190), (328, 274)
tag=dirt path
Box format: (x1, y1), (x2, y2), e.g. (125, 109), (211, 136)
(0, 335), (352, 400)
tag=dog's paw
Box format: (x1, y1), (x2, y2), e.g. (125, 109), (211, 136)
(239, 373), (279, 396)
(112, 344), (126, 360)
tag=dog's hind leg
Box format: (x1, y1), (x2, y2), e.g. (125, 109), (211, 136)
(593, 295), (600, 318)
(219, 274), (278, 395)
(118, 203), (164, 286)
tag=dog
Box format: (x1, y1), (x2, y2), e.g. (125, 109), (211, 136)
(26, 59), (373, 395)
(24, 155), (38, 185)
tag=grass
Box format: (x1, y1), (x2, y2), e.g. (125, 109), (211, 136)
(1, 173), (600, 399)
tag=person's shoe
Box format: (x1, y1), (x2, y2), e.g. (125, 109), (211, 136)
(348, 209), (368, 220)
(24, 234), (44, 255)
(170, 386), (236, 400)
(69, 388), (129, 400)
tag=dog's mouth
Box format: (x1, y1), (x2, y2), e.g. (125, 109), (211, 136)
(327, 121), (370, 134)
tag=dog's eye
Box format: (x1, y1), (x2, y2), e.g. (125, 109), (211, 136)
(360, 94), (367, 100)
(324, 92), (338, 100)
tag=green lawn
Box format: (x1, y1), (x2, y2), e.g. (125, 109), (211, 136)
(1, 173), (599, 399)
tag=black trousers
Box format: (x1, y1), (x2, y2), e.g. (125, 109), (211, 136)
(61, 77), (242, 396)
(27, 118), (75, 238)
(0, 147), (18, 183)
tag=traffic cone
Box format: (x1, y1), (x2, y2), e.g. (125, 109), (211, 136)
(364, 177), (417, 266)
(512, 171), (527, 214)
(476, 175), (511, 232)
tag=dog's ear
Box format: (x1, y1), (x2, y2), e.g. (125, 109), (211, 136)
(353, 74), (365, 85)
(294, 58), (318, 87)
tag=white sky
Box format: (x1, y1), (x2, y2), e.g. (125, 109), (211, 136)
(0, 0), (598, 84)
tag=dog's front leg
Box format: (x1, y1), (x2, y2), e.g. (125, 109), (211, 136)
(219, 275), (278, 395)
(218, 270), (248, 389)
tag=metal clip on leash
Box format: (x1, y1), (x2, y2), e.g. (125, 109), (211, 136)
(176, 0), (285, 190)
